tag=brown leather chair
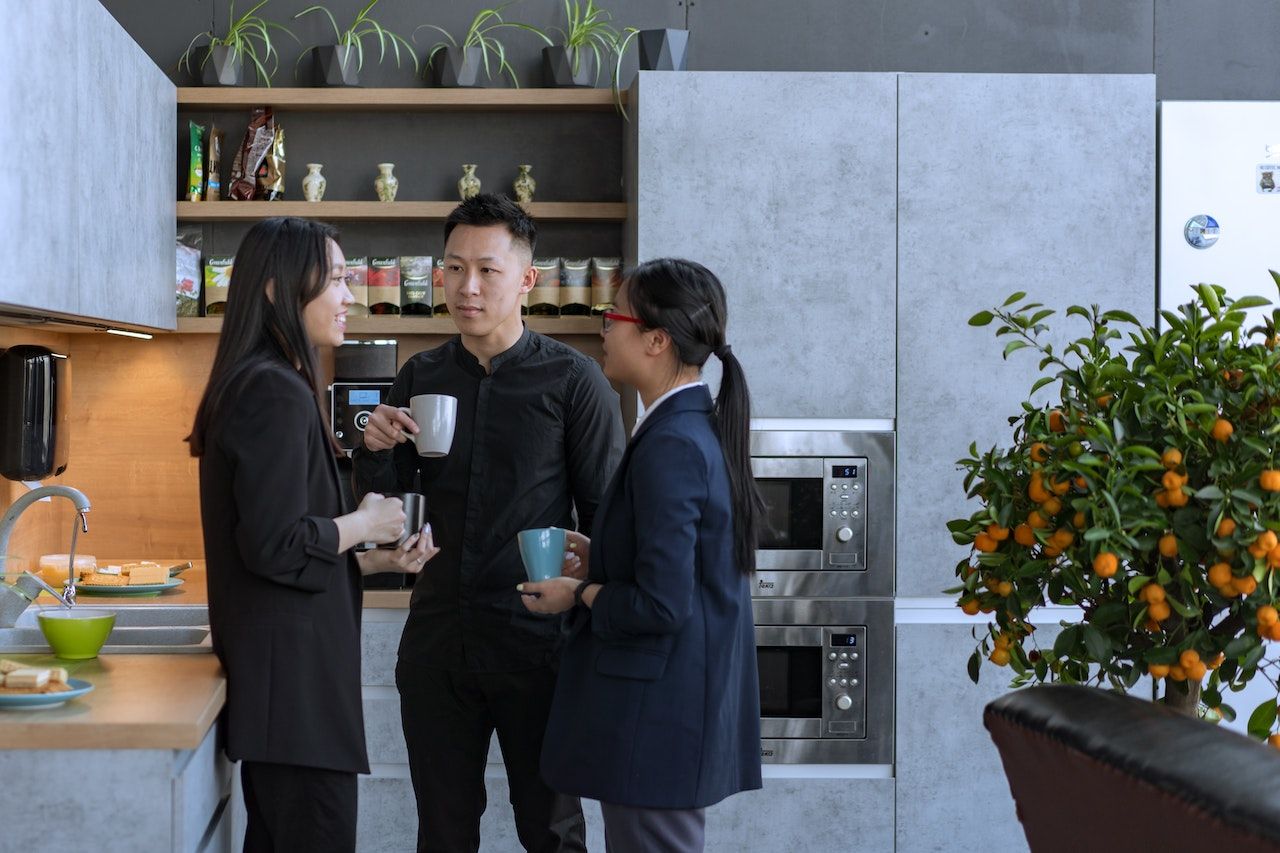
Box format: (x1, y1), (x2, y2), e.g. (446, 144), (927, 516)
(984, 685), (1280, 852)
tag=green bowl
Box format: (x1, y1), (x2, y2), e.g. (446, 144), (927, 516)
(37, 609), (116, 660)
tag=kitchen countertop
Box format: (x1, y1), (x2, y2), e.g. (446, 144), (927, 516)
(33, 559), (412, 609)
(0, 654), (224, 749)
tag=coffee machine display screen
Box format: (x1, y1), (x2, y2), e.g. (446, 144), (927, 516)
(348, 389), (381, 406)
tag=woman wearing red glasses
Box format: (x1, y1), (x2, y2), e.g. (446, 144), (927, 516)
(520, 258), (763, 852)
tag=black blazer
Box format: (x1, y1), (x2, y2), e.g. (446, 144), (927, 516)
(540, 386), (762, 808)
(198, 359), (368, 774)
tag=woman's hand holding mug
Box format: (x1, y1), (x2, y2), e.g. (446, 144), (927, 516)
(357, 525), (439, 576)
(358, 492), (406, 544)
(562, 531), (590, 580)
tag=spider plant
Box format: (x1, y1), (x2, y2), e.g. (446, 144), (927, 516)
(416, 3), (550, 88)
(549, 0), (624, 83)
(179, 0), (296, 87)
(294, 0), (419, 81)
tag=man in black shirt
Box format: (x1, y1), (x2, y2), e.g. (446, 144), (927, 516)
(353, 195), (624, 852)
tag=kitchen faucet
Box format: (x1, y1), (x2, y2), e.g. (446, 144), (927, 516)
(0, 486), (91, 626)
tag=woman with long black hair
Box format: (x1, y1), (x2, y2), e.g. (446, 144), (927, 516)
(520, 257), (763, 852)
(188, 217), (438, 852)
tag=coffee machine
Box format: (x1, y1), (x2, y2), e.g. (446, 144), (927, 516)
(328, 341), (408, 590)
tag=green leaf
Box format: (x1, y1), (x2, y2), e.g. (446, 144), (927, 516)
(1183, 403), (1218, 416)
(967, 650), (981, 684)
(1003, 340), (1030, 359)
(1002, 291), (1027, 307)
(1083, 527), (1112, 542)
(1198, 283), (1222, 316)
(1248, 698), (1277, 739)
(1053, 625), (1079, 658)
(1066, 305), (1090, 319)
(1195, 485), (1224, 500)
(1236, 489), (1265, 506)
(1029, 376), (1056, 396)
(1165, 594), (1200, 619)
(1224, 634), (1260, 659)
(1232, 296), (1272, 310)
(1082, 624), (1111, 661)
(1218, 703), (1238, 723)
(1101, 309), (1141, 326)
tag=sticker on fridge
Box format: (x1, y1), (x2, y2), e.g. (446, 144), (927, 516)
(1258, 164), (1280, 194)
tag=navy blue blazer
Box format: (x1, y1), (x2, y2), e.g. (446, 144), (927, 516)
(540, 385), (762, 809)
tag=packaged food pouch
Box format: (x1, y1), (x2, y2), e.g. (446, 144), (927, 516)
(259, 125), (286, 200)
(369, 257), (401, 314)
(176, 227), (202, 317)
(230, 107), (274, 201)
(204, 256), (235, 315)
(204, 125), (224, 201)
(346, 256), (369, 316)
(400, 256), (433, 316)
(187, 121), (205, 202)
(590, 257), (622, 314)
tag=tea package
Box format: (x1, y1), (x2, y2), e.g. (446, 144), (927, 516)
(346, 256), (369, 316)
(432, 257), (448, 315)
(186, 121), (205, 202)
(204, 125), (223, 201)
(590, 257), (621, 314)
(400, 256), (433, 316)
(560, 258), (591, 316)
(258, 125), (286, 200)
(528, 258), (561, 316)
(229, 107), (274, 201)
(176, 228), (202, 317)
(203, 256), (234, 315)
(368, 257), (401, 314)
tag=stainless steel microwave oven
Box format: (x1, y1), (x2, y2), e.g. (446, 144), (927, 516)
(754, 598), (894, 764)
(750, 429), (894, 598)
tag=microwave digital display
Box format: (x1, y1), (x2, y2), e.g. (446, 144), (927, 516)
(830, 633), (858, 647)
(831, 465), (858, 479)
(348, 389), (381, 406)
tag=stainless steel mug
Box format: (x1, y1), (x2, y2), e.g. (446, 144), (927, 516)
(378, 492), (427, 549)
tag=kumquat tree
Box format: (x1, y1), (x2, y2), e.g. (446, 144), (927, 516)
(948, 275), (1280, 744)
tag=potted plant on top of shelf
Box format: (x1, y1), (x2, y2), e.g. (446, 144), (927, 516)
(179, 0), (296, 87)
(416, 3), (550, 88)
(543, 0), (625, 88)
(293, 0), (419, 87)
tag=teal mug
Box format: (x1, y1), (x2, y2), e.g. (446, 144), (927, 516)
(517, 527), (566, 582)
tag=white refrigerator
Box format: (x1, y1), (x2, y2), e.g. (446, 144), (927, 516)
(1160, 101), (1280, 324)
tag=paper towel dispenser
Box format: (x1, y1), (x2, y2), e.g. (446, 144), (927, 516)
(0, 346), (71, 481)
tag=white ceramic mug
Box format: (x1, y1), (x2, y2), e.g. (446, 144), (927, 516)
(399, 394), (457, 457)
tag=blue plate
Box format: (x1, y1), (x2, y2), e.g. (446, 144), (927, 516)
(0, 677), (93, 709)
(76, 578), (184, 597)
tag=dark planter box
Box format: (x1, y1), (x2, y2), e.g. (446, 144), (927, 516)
(542, 46), (596, 88)
(197, 45), (246, 86)
(639, 28), (689, 71)
(312, 45), (360, 87)
(431, 46), (483, 88)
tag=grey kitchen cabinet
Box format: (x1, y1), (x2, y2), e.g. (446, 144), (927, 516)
(0, 0), (175, 330)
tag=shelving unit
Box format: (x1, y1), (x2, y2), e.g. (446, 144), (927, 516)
(176, 87), (626, 112)
(175, 316), (602, 335)
(177, 201), (626, 222)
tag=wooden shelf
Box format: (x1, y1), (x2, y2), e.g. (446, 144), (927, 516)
(175, 316), (602, 335)
(176, 200), (626, 222)
(176, 87), (625, 112)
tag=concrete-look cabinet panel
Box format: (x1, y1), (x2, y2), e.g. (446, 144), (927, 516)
(628, 71), (897, 419)
(1, 0), (81, 318)
(362, 614), (407, 686)
(0, 0), (174, 329)
(704, 777), (894, 852)
(895, 73), (1155, 597)
(895, 623), (1031, 853)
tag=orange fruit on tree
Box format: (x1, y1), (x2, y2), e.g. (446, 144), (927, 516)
(1050, 529), (1074, 548)
(1217, 517), (1237, 538)
(986, 524), (1010, 541)
(1207, 653), (1225, 670)
(1027, 511), (1050, 529)
(1208, 562), (1233, 588)
(1268, 544), (1280, 568)
(974, 532), (999, 553)
(1167, 489), (1189, 508)
(1155, 491), (1171, 509)
(1261, 470), (1280, 492)
(1159, 534), (1179, 558)
(1013, 524), (1037, 547)
(1095, 393), (1113, 408)
(1048, 409), (1067, 433)
(1028, 474), (1052, 504)
(1149, 600), (1172, 621)
(1179, 649), (1201, 669)
(1029, 442), (1050, 463)
(1073, 475), (1088, 491)
(1186, 661), (1208, 681)
(1141, 583), (1166, 603)
(1148, 663), (1171, 678)
(1234, 575), (1259, 596)
(1258, 605), (1279, 627)
(1269, 622), (1280, 642)
(1072, 511), (1087, 529)
(1168, 664), (1187, 681)
(1042, 497), (1063, 516)
(1144, 618), (1162, 633)
(1261, 531), (1278, 552)
(1093, 552), (1119, 578)
(960, 598), (981, 616)
(1161, 470), (1186, 492)
(1211, 417), (1234, 443)
(989, 647), (1011, 666)
(1161, 448), (1183, 469)
(1050, 477), (1071, 496)
(1269, 735), (1280, 751)
(996, 580), (1013, 597)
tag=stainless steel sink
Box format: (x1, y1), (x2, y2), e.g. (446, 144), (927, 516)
(0, 605), (212, 654)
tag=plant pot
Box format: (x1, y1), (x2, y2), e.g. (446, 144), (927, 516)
(432, 46), (484, 88)
(638, 28), (689, 71)
(542, 46), (596, 88)
(197, 45), (246, 87)
(312, 45), (360, 87)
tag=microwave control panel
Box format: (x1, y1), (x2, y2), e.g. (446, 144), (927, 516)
(823, 625), (867, 737)
(824, 457), (868, 570)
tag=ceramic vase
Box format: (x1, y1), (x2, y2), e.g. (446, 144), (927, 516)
(375, 163), (399, 202)
(513, 165), (536, 203)
(302, 163), (326, 202)
(458, 164), (481, 200)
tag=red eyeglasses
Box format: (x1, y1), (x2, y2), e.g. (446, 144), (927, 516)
(601, 310), (644, 333)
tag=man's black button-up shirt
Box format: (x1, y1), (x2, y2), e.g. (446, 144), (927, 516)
(352, 327), (625, 672)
